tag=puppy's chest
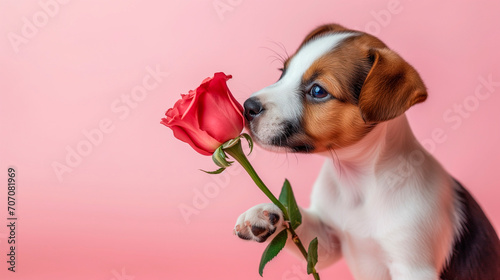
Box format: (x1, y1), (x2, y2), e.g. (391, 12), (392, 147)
(312, 174), (395, 278)
(311, 172), (395, 238)
(331, 189), (379, 232)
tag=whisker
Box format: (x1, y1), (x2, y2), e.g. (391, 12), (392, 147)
(270, 40), (290, 61)
(292, 152), (299, 165)
(270, 57), (284, 65)
(329, 147), (343, 179)
(259, 46), (286, 65)
(284, 150), (290, 170)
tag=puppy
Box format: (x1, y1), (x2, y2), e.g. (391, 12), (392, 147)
(234, 24), (500, 279)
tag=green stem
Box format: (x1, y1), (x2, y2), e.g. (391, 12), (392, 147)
(225, 142), (320, 280)
(224, 143), (289, 220)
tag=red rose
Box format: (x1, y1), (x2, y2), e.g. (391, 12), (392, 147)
(161, 72), (245, 156)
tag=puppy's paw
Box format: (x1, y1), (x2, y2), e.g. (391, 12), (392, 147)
(234, 203), (284, 243)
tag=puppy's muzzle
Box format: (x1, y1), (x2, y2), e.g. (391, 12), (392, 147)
(243, 97), (264, 122)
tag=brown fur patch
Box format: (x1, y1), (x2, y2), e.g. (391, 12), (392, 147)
(299, 33), (387, 151)
(283, 24), (360, 77)
(303, 100), (374, 151)
(278, 24), (427, 151)
(358, 48), (427, 122)
(301, 35), (382, 102)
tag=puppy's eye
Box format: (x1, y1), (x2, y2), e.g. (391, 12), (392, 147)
(309, 84), (329, 99)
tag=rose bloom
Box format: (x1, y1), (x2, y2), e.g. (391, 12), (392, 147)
(161, 72), (245, 155)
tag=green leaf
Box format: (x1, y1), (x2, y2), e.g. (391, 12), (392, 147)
(306, 238), (319, 275)
(259, 229), (288, 277)
(200, 167), (226, 174)
(240, 133), (254, 155)
(212, 146), (233, 168)
(278, 179), (302, 229)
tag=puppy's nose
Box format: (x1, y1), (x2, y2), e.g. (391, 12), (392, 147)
(243, 97), (264, 121)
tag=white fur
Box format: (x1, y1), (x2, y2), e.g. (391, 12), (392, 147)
(235, 115), (464, 279)
(249, 33), (354, 147)
(235, 32), (466, 279)
(307, 115), (462, 279)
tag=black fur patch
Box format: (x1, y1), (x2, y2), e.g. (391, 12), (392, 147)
(291, 144), (315, 153)
(439, 179), (500, 279)
(348, 58), (372, 104)
(257, 230), (274, 243)
(237, 232), (252, 241)
(251, 225), (267, 236)
(270, 121), (301, 147)
(268, 213), (280, 226)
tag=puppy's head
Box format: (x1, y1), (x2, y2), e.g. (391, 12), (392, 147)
(245, 24), (427, 153)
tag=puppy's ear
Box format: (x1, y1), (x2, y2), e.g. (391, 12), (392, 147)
(358, 48), (427, 123)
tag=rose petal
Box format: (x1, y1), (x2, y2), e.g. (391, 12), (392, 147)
(163, 111), (223, 155)
(196, 73), (244, 142)
(168, 125), (213, 156)
(166, 121), (223, 156)
(197, 91), (242, 143)
(161, 72), (245, 156)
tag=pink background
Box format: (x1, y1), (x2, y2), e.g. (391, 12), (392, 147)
(1, 0), (500, 279)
